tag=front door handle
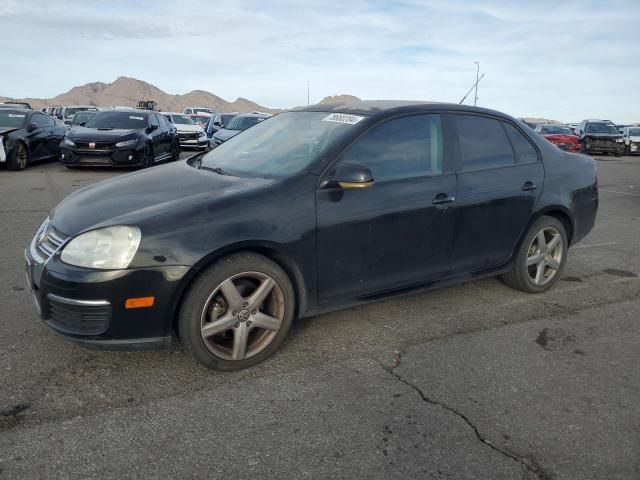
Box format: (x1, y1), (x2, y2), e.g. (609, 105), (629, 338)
(522, 181), (537, 191)
(432, 193), (455, 205)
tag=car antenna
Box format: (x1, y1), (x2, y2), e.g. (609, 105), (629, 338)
(459, 73), (485, 105)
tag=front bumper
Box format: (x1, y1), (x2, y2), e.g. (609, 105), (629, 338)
(583, 140), (624, 154)
(178, 137), (208, 148)
(25, 236), (190, 350)
(60, 146), (144, 167)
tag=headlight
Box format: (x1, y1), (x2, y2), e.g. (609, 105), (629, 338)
(61, 226), (141, 269)
(198, 130), (206, 138)
(615, 138), (623, 143)
(63, 138), (75, 147)
(115, 139), (137, 148)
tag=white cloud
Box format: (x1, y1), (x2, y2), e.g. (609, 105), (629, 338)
(0, 0), (638, 122)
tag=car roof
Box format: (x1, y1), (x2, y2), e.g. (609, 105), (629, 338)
(161, 112), (186, 116)
(293, 100), (516, 121)
(0, 108), (30, 115)
(233, 112), (271, 118)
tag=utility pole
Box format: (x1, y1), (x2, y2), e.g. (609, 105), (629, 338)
(474, 61), (480, 106)
(307, 81), (310, 106)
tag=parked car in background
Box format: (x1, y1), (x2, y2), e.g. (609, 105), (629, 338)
(0, 109), (66, 170)
(187, 113), (212, 130)
(518, 118), (538, 129)
(534, 124), (581, 152)
(577, 119), (624, 156)
(162, 112), (208, 150)
(70, 111), (98, 127)
(60, 106), (99, 125)
(210, 112), (271, 148)
(207, 112), (239, 138)
(59, 109), (179, 168)
(183, 107), (215, 115)
(619, 126), (640, 155)
(26, 101), (598, 370)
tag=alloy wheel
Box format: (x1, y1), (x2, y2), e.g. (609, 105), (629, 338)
(16, 144), (28, 169)
(526, 226), (564, 286)
(200, 271), (285, 361)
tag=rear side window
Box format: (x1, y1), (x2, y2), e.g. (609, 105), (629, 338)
(454, 114), (514, 171)
(503, 123), (538, 164)
(339, 114), (443, 182)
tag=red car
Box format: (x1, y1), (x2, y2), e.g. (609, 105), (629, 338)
(534, 124), (581, 152)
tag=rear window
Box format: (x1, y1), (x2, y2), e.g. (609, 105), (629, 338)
(454, 115), (515, 171)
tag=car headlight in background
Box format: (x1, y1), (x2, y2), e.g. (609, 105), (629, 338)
(615, 138), (623, 143)
(115, 139), (137, 148)
(61, 226), (141, 269)
(198, 130), (206, 138)
(63, 138), (75, 147)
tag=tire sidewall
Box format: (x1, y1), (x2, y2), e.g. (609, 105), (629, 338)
(514, 216), (568, 293)
(9, 142), (28, 171)
(178, 252), (295, 370)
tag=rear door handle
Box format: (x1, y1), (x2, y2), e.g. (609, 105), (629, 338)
(432, 193), (455, 205)
(522, 181), (537, 191)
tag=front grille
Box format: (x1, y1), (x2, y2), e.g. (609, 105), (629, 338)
(46, 295), (111, 335)
(75, 141), (114, 151)
(178, 132), (198, 140)
(35, 224), (67, 261)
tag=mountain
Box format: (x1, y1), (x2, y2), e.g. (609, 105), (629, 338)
(318, 94), (361, 105)
(0, 76), (280, 114)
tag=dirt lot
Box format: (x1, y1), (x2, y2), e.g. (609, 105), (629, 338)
(1, 153), (639, 479)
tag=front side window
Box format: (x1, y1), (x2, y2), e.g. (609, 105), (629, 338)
(31, 113), (51, 128)
(503, 123), (538, 164)
(454, 114), (514, 171)
(338, 114), (443, 182)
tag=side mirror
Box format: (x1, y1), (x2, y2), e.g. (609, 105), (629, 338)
(80, 122), (86, 127)
(214, 121), (221, 127)
(28, 123), (38, 132)
(326, 163), (374, 189)
(147, 124), (158, 133)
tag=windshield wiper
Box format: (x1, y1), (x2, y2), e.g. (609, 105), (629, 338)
(200, 165), (233, 176)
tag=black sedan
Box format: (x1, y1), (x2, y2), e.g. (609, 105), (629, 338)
(26, 101), (598, 370)
(1, 109), (66, 170)
(60, 110), (179, 168)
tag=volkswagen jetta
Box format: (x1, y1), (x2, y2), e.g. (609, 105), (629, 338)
(26, 101), (598, 370)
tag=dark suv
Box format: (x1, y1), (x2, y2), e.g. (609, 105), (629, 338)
(577, 119), (624, 156)
(59, 110), (179, 168)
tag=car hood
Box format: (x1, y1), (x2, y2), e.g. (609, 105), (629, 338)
(176, 124), (202, 133)
(213, 129), (240, 141)
(544, 134), (579, 143)
(67, 127), (140, 142)
(50, 161), (275, 236)
(0, 127), (22, 136)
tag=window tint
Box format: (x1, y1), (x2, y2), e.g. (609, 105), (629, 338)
(339, 114), (443, 182)
(454, 115), (514, 171)
(31, 113), (51, 128)
(155, 113), (168, 130)
(503, 123), (538, 164)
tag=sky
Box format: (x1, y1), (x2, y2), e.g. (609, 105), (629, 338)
(1, 0), (639, 122)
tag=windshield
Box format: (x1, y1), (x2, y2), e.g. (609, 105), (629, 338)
(628, 128), (640, 136)
(541, 126), (573, 135)
(85, 111), (148, 129)
(64, 106), (98, 119)
(197, 111), (364, 178)
(72, 111), (97, 125)
(0, 110), (27, 128)
(171, 115), (195, 125)
(225, 116), (265, 131)
(190, 115), (210, 124)
(586, 123), (618, 134)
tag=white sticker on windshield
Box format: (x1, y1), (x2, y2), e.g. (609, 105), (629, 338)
(129, 116), (144, 120)
(321, 113), (365, 125)
(8, 114), (25, 118)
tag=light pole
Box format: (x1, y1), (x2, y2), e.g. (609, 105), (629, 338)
(307, 80), (310, 106)
(474, 61), (479, 106)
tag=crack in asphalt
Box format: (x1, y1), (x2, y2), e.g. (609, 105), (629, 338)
(381, 364), (553, 480)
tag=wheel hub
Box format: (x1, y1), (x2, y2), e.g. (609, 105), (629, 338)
(238, 309), (251, 322)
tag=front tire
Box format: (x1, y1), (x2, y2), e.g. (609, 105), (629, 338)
(178, 252), (295, 370)
(141, 144), (154, 168)
(500, 216), (568, 293)
(7, 142), (28, 171)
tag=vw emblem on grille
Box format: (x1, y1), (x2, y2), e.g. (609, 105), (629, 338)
(89, 142), (96, 149)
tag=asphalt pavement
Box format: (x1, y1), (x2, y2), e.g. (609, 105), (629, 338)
(0, 153), (639, 479)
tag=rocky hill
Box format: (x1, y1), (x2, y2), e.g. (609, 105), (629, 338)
(0, 76), (280, 113)
(318, 94), (362, 105)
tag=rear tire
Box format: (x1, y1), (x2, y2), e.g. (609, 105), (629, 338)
(500, 216), (568, 294)
(7, 142), (28, 171)
(178, 252), (295, 370)
(171, 139), (180, 161)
